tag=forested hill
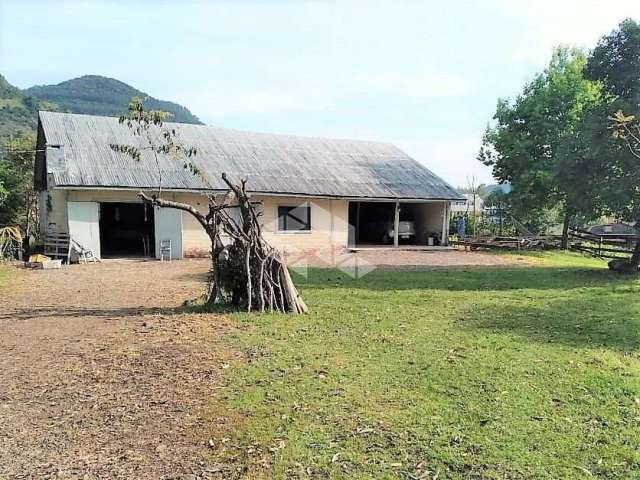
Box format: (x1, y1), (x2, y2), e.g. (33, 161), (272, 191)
(0, 73), (202, 139)
(0, 74), (60, 138)
(25, 75), (202, 125)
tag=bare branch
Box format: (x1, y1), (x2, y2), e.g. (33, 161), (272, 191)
(138, 192), (209, 232)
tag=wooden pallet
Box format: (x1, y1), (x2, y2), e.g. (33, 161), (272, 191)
(43, 232), (71, 263)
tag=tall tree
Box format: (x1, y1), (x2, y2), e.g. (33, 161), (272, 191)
(479, 47), (603, 246)
(581, 19), (640, 272)
(587, 18), (640, 100)
(0, 134), (38, 236)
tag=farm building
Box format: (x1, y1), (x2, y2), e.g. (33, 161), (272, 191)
(35, 111), (462, 260)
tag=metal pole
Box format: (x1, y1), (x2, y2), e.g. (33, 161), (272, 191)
(441, 202), (449, 246)
(394, 201), (400, 248)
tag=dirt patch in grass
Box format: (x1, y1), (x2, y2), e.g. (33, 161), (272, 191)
(350, 249), (529, 267)
(284, 248), (530, 269)
(0, 259), (233, 479)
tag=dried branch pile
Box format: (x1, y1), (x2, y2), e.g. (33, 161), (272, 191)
(0, 226), (23, 261)
(141, 174), (308, 314)
(453, 235), (562, 251)
(110, 98), (308, 312)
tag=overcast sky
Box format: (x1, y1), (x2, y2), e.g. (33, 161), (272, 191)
(1, 1), (639, 187)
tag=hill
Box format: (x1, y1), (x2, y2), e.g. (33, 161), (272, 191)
(25, 75), (202, 125)
(0, 74), (60, 138)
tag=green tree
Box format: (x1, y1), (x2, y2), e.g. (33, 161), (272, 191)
(0, 133), (37, 235)
(579, 19), (640, 272)
(479, 47), (603, 246)
(587, 18), (640, 100)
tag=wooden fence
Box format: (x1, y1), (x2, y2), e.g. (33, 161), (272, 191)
(451, 227), (638, 260)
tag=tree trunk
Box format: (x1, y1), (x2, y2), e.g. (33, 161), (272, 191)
(561, 209), (571, 250)
(137, 185), (308, 313)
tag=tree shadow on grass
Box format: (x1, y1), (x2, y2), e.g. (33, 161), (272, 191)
(459, 291), (640, 351)
(294, 266), (634, 292)
(0, 306), (163, 322)
(0, 302), (241, 322)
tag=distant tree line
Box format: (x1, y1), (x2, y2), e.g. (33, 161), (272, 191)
(480, 19), (640, 271)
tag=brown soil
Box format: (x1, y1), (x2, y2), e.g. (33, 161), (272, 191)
(0, 259), (228, 479)
(0, 251), (520, 478)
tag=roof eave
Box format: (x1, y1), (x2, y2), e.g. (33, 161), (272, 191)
(50, 184), (463, 202)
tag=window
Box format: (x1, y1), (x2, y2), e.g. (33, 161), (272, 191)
(278, 205), (311, 231)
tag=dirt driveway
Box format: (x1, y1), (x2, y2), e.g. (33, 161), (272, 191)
(0, 259), (229, 479)
(0, 250), (516, 478)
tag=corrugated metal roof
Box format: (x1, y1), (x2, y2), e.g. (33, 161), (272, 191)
(39, 111), (463, 200)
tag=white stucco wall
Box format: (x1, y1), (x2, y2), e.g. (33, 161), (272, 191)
(42, 186), (452, 255)
(179, 193), (350, 257)
(42, 188), (350, 257)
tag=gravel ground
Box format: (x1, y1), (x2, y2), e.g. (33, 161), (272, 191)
(0, 259), (230, 479)
(287, 248), (527, 268)
(0, 251), (520, 478)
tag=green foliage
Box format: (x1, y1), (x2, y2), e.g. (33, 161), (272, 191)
(205, 254), (640, 478)
(25, 75), (203, 124)
(573, 19), (640, 226)
(0, 74), (57, 138)
(587, 18), (640, 99)
(610, 110), (640, 159)
(0, 73), (202, 144)
(480, 47), (603, 231)
(0, 176), (8, 204)
(0, 134), (37, 230)
(110, 97), (201, 181)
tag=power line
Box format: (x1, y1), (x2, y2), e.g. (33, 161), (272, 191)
(0, 148), (47, 154)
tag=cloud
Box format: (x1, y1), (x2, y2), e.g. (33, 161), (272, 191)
(177, 70), (472, 119)
(180, 84), (338, 117)
(495, 0), (640, 64)
(397, 134), (494, 187)
(352, 72), (472, 99)
(4, 0), (637, 188)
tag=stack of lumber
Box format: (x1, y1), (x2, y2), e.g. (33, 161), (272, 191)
(453, 235), (561, 251)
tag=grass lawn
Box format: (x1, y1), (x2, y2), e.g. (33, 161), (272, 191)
(205, 252), (640, 479)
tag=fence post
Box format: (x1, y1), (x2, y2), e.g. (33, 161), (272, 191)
(599, 236), (603, 257)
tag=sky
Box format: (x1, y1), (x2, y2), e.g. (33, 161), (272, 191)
(1, 0), (639, 187)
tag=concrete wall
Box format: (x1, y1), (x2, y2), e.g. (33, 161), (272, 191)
(40, 188), (69, 234)
(179, 193), (350, 257)
(403, 201), (449, 245)
(42, 188), (350, 257)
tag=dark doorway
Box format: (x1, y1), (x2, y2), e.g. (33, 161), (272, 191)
(348, 202), (396, 246)
(100, 202), (155, 258)
(349, 201), (424, 247)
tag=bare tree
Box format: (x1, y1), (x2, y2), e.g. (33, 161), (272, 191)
(111, 98), (308, 313)
(610, 110), (640, 159)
